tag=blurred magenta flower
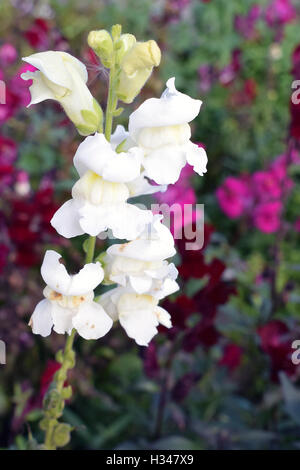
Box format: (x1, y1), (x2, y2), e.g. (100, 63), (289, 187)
(154, 162), (202, 236)
(252, 170), (282, 200)
(0, 43), (17, 66)
(198, 64), (215, 93)
(10, 63), (36, 108)
(216, 176), (252, 219)
(253, 201), (282, 233)
(219, 49), (241, 86)
(0, 136), (17, 192)
(265, 0), (296, 27)
(235, 5), (261, 40)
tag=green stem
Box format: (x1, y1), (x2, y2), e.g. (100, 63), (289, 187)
(105, 61), (118, 141)
(85, 235), (96, 263)
(42, 329), (76, 450)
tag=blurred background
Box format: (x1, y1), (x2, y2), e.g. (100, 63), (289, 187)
(1, 0), (300, 450)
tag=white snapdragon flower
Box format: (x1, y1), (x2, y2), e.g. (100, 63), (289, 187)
(51, 133), (154, 240)
(21, 51), (103, 136)
(99, 281), (178, 346)
(128, 77), (208, 184)
(104, 215), (178, 294)
(29, 250), (113, 339)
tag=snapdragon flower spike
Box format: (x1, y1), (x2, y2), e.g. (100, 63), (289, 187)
(99, 281), (178, 346)
(104, 215), (178, 294)
(29, 250), (113, 339)
(128, 77), (208, 184)
(21, 51), (103, 135)
(51, 133), (154, 240)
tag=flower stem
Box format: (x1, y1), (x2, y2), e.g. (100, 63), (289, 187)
(42, 329), (76, 450)
(105, 33), (119, 141)
(85, 235), (96, 263)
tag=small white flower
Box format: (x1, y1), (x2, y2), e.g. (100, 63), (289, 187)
(128, 77), (208, 184)
(99, 286), (176, 346)
(29, 250), (113, 339)
(104, 215), (178, 294)
(21, 51), (103, 135)
(51, 133), (154, 240)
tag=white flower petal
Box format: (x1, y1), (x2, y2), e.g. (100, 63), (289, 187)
(73, 133), (141, 183)
(110, 125), (129, 150)
(185, 142), (208, 176)
(78, 202), (112, 236)
(108, 203), (153, 240)
(107, 214), (175, 261)
(129, 275), (153, 294)
(22, 51), (87, 90)
(51, 199), (84, 239)
(41, 250), (72, 294)
(72, 301), (113, 340)
(155, 306), (172, 329)
(21, 71), (55, 105)
(129, 77), (201, 140)
(102, 147), (142, 183)
(154, 278), (179, 300)
(41, 250), (103, 296)
(73, 133), (115, 177)
(142, 145), (186, 185)
(98, 288), (120, 321)
(127, 174), (167, 198)
(52, 303), (76, 335)
(118, 293), (159, 346)
(68, 262), (104, 295)
(30, 299), (53, 337)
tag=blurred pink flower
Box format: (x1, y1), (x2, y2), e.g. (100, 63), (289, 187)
(219, 49), (241, 86)
(0, 135), (17, 162)
(198, 64), (216, 93)
(0, 43), (17, 66)
(252, 170), (282, 200)
(155, 163), (201, 235)
(0, 136), (18, 193)
(216, 176), (252, 219)
(253, 201), (282, 233)
(9, 63), (36, 108)
(235, 5), (261, 40)
(265, 0), (296, 27)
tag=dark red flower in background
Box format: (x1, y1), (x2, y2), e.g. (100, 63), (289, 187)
(258, 320), (296, 381)
(7, 187), (59, 267)
(143, 342), (160, 379)
(24, 18), (50, 50)
(219, 344), (243, 371)
(171, 372), (200, 402)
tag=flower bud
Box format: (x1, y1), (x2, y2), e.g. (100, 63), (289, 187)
(115, 33), (136, 64)
(117, 40), (161, 103)
(52, 423), (72, 448)
(22, 51), (103, 136)
(87, 30), (113, 68)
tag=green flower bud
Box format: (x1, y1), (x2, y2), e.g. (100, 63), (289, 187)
(115, 34), (136, 65)
(117, 39), (161, 103)
(52, 423), (72, 448)
(75, 98), (103, 136)
(88, 30), (114, 68)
